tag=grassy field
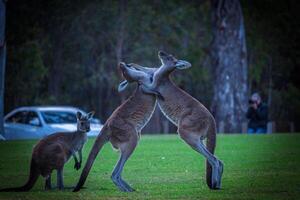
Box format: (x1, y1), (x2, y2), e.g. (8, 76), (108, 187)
(0, 134), (299, 200)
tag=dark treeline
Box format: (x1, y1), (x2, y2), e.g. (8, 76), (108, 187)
(4, 0), (300, 133)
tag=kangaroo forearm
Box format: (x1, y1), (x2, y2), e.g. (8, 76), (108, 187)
(71, 150), (79, 163)
(73, 156), (79, 164)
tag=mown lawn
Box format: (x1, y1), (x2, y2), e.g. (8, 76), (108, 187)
(0, 134), (299, 200)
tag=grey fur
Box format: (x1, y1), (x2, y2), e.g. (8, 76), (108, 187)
(127, 51), (223, 189)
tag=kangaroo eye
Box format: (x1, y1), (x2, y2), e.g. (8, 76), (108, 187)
(167, 57), (173, 61)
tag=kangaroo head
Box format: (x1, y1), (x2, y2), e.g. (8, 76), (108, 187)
(118, 62), (153, 92)
(76, 111), (94, 132)
(120, 51), (191, 100)
(118, 62), (164, 100)
(158, 51), (191, 71)
(127, 63), (157, 75)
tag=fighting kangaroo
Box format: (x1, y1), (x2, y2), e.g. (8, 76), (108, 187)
(0, 111), (94, 192)
(73, 62), (160, 192)
(128, 51), (223, 189)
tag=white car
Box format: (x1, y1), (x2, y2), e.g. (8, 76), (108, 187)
(3, 106), (103, 140)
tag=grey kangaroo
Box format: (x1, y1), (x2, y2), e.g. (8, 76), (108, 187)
(73, 62), (160, 192)
(128, 51), (223, 189)
(0, 111), (94, 192)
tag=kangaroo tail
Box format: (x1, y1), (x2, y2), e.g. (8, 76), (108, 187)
(73, 127), (110, 192)
(206, 121), (216, 189)
(0, 158), (39, 192)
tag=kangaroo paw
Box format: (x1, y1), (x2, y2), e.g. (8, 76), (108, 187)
(74, 162), (81, 170)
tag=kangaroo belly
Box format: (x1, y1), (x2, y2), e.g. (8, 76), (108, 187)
(158, 100), (181, 126)
(35, 142), (69, 173)
(136, 100), (157, 131)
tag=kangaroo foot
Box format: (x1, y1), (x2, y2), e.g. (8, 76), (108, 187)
(211, 163), (219, 189)
(119, 178), (135, 192)
(112, 176), (135, 192)
(211, 160), (223, 190)
(216, 160), (224, 189)
(74, 162), (81, 170)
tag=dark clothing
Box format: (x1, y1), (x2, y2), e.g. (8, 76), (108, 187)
(247, 127), (266, 134)
(246, 103), (268, 130)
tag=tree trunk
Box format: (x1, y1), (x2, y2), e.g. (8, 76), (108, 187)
(210, 0), (248, 133)
(0, 0), (6, 136)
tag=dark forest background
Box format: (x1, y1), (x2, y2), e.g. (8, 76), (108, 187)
(2, 0), (300, 133)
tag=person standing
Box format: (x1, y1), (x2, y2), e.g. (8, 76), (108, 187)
(246, 93), (268, 134)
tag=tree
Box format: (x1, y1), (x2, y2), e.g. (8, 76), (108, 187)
(210, 0), (248, 133)
(0, 0), (6, 136)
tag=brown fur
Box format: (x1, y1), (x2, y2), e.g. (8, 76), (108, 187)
(0, 130), (88, 192)
(34, 132), (87, 176)
(0, 112), (92, 192)
(129, 51), (223, 189)
(73, 63), (157, 192)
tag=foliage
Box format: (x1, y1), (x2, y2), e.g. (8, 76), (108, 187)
(0, 134), (299, 199)
(5, 0), (213, 119)
(5, 41), (47, 107)
(242, 0), (300, 129)
(4, 0), (300, 131)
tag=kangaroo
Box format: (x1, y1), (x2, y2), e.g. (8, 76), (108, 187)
(128, 51), (224, 189)
(0, 111), (94, 192)
(73, 62), (159, 192)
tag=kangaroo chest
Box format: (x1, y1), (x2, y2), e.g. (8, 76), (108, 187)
(135, 100), (157, 132)
(154, 80), (186, 126)
(71, 134), (87, 151)
(157, 99), (181, 126)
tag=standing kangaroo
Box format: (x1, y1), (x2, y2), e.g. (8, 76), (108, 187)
(0, 111), (94, 192)
(128, 51), (223, 189)
(73, 62), (160, 192)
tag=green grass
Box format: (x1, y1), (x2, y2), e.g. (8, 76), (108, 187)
(0, 134), (299, 200)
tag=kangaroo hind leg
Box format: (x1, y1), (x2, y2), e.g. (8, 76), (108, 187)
(45, 174), (52, 190)
(196, 139), (223, 189)
(178, 128), (223, 189)
(111, 133), (138, 192)
(57, 168), (64, 190)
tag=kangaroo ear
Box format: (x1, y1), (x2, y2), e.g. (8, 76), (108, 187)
(86, 111), (95, 120)
(76, 111), (82, 120)
(118, 80), (128, 92)
(141, 86), (165, 101)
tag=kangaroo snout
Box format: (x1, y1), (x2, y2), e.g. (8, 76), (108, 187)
(175, 60), (192, 69)
(119, 62), (135, 83)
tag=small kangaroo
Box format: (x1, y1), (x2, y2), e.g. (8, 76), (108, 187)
(128, 51), (223, 189)
(0, 111), (94, 192)
(73, 62), (159, 192)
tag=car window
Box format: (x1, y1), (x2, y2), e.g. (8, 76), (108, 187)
(6, 111), (27, 124)
(91, 118), (101, 124)
(6, 111), (41, 126)
(41, 111), (77, 124)
(25, 112), (41, 126)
